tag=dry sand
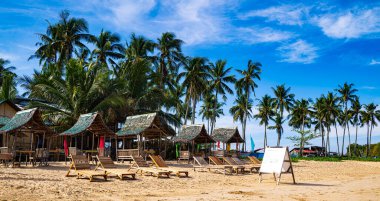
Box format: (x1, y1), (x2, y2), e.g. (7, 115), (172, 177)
(0, 160), (379, 201)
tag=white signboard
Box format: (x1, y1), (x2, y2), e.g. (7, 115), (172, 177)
(259, 147), (295, 185)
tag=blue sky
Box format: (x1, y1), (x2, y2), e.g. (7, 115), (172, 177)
(1, 0), (380, 151)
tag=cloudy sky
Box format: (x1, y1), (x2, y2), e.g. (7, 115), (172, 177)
(1, 0), (380, 151)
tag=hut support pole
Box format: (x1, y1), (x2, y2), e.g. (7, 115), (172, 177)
(137, 134), (140, 156)
(37, 135), (40, 148)
(122, 138), (125, 149)
(92, 133), (95, 151)
(30, 132), (33, 151)
(159, 132), (161, 155)
(42, 132), (46, 148)
(81, 133), (84, 150)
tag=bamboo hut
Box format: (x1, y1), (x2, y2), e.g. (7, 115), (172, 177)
(173, 124), (215, 157)
(116, 113), (175, 160)
(60, 112), (115, 159)
(0, 108), (54, 164)
(0, 100), (21, 147)
(211, 127), (244, 156)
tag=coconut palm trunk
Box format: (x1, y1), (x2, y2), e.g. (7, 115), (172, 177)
(334, 123), (340, 156)
(264, 122), (267, 149)
(191, 98), (197, 124)
(347, 123), (351, 157)
(354, 124), (358, 156)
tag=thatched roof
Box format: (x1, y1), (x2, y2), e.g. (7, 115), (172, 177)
(0, 116), (10, 126)
(173, 124), (215, 144)
(116, 113), (175, 138)
(60, 112), (115, 136)
(0, 108), (53, 134)
(212, 127), (244, 143)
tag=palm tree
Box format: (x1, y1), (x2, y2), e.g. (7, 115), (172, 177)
(336, 82), (357, 156)
(321, 92), (341, 155)
(272, 84), (295, 118)
(268, 113), (285, 146)
(349, 98), (361, 155)
(125, 33), (155, 62)
(31, 10), (92, 70)
(229, 94), (253, 150)
(209, 59), (236, 133)
(0, 73), (17, 101)
(361, 103), (380, 156)
(200, 93), (224, 133)
(24, 59), (125, 129)
(312, 96), (326, 151)
(90, 29), (124, 66)
(271, 84), (294, 146)
(155, 32), (184, 89)
(254, 95), (275, 149)
(289, 99), (312, 134)
(0, 58), (16, 86)
(179, 57), (210, 125)
(235, 60), (262, 151)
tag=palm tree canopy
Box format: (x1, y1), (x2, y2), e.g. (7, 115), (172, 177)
(272, 84), (295, 117)
(209, 59), (236, 100)
(235, 60), (261, 97)
(229, 94), (253, 124)
(254, 94), (275, 126)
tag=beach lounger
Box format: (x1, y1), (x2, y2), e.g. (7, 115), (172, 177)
(95, 156), (136, 180)
(210, 156), (244, 174)
(247, 156), (262, 165)
(231, 157), (260, 173)
(131, 156), (171, 178)
(149, 155), (189, 177)
(66, 155), (107, 182)
(193, 156), (233, 175)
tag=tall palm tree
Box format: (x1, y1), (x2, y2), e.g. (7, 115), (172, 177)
(155, 32), (184, 89)
(31, 10), (92, 70)
(179, 57), (210, 125)
(90, 29), (124, 66)
(0, 73), (17, 101)
(349, 98), (361, 155)
(230, 94), (253, 150)
(321, 92), (341, 155)
(312, 96), (326, 151)
(289, 99), (312, 134)
(0, 58), (16, 86)
(200, 93), (224, 133)
(336, 82), (357, 156)
(272, 84), (295, 118)
(254, 95), (275, 149)
(361, 103), (380, 156)
(209, 59), (236, 133)
(235, 60), (262, 151)
(125, 33), (155, 62)
(268, 113), (285, 146)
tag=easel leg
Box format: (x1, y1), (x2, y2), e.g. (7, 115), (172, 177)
(259, 173), (262, 183)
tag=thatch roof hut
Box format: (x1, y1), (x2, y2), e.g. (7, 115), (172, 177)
(116, 113), (175, 138)
(0, 108), (54, 150)
(60, 112), (114, 136)
(173, 124), (215, 144)
(211, 127), (244, 143)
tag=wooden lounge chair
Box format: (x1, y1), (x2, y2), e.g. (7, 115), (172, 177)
(210, 156), (244, 174)
(177, 150), (190, 164)
(231, 157), (260, 173)
(66, 155), (107, 182)
(96, 156), (136, 180)
(131, 156), (171, 178)
(193, 156), (233, 175)
(247, 156), (262, 165)
(149, 155), (189, 177)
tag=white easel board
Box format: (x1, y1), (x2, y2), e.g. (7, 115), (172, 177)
(259, 147), (295, 185)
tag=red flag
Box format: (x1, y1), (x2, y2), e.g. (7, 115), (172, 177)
(63, 136), (68, 156)
(99, 136), (105, 149)
(217, 141), (220, 149)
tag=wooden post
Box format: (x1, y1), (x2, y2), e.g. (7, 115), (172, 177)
(81, 133), (84, 150)
(75, 136), (77, 148)
(42, 132), (46, 148)
(92, 133), (95, 151)
(137, 134), (140, 156)
(30, 132), (33, 151)
(37, 135), (40, 148)
(159, 132), (161, 155)
(122, 138), (125, 149)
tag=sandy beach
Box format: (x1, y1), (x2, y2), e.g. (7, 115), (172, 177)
(0, 160), (379, 201)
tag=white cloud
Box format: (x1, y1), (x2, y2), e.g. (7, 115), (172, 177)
(369, 59), (380, 65)
(315, 8), (380, 39)
(81, 0), (233, 45)
(361, 86), (376, 90)
(237, 27), (294, 44)
(0, 52), (20, 62)
(277, 40), (318, 64)
(240, 5), (309, 26)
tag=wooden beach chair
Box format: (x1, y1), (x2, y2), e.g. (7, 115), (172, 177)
(131, 156), (171, 178)
(149, 155), (189, 177)
(66, 155), (107, 182)
(193, 156), (233, 175)
(95, 156), (136, 180)
(232, 157), (260, 173)
(247, 156), (262, 165)
(210, 156), (244, 174)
